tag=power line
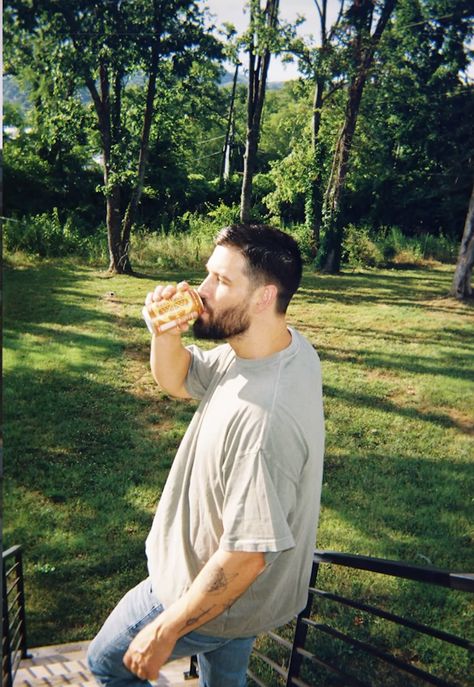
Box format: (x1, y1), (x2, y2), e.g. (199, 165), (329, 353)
(195, 133), (226, 145)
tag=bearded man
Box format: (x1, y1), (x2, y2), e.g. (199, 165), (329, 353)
(87, 224), (325, 687)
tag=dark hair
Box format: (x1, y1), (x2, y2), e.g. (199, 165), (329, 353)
(215, 224), (303, 314)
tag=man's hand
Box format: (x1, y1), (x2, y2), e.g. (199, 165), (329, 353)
(123, 619), (177, 681)
(146, 280), (193, 397)
(123, 551), (265, 680)
(145, 281), (191, 337)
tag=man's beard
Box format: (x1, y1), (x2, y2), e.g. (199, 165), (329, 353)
(193, 299), (251, 340)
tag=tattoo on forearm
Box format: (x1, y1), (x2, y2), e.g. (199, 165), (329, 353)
(204, 565), (239, 593)
(223, 596), (238, 611)
(181, 605), (215, 631)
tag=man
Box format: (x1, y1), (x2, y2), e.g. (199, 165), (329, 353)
(87, 224), (325, 687)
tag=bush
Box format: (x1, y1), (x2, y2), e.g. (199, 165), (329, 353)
(3, 210), (108, 261)
(130, 227), (214, 269)
(285, 224), (317, 263)
(205, 202), (241, 229)
(377, 226), (458, 266)
(5, 210), (78, 257)
(421, 233), (458, 263)
(342, 224), (383, 268)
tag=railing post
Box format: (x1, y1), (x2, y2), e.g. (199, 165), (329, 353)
(184, 654), (199, 680)
(16, 550), (29, 659)
(286, 558), (320, 687)
(2, 555), (14, 687)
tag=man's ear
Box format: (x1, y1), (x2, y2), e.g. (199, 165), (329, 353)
(255, 284), (278, 313)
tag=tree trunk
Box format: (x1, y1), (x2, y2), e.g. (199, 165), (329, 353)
(305, 75), (326, 246)
(120, 38), (160, 272)
(220, 62), (240, 183)
(316, 0), (397, 273)
(240, 0), (279, 224)
(450, 181), (474, 299)
(305, 0), (346, 253)
(106, 187), (130, 274)
(241, 125), (261, 224)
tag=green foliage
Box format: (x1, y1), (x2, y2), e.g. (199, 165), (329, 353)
(3, 125), (103, 224)
(340, 225), (460, 269)
(283, 224), (317, 263)
(129, 203), (240, 268)
(346, 0), (474, 237)
(205, 201), (241, 228)
(379, 227), (459, 266)
(3, 211), (108, 260)
(342, 224), (384, 268)
(129, 229), (212, 269)
(3, 0), (473, 271)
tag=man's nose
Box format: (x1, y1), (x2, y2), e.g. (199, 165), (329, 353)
(197, 275), (211, 298)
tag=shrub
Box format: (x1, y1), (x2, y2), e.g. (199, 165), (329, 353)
(421, 233), (458, 263)
(342, 224), (383, 268)
(377, 226), (458, 266)
(3, 210), (109, 262)
(4, 209), (85, 257)
(285, 224), (317, 263)
(129, 228), (213, 269)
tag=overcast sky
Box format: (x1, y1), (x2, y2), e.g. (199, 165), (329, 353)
(203, 0), (325, 81)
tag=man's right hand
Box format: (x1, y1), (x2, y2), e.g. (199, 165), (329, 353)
(146, 281), (193, 398)
(145, 281), (191, 337)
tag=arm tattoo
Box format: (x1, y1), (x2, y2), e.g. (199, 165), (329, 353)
(223, 596), (238, 611)
(204, 564), (239, 593)
(180, 605), (215, 631)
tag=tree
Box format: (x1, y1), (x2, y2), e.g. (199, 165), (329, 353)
(355, 0), (474, 237)
(5, 0), (222, 274)
(316, 0), (397, 272)
(240, 0), (280, 223)
(292, 0), (347, 244)
(451, 181), (474, 299)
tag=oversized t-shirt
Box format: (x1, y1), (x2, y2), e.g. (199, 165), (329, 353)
(145, 327), (324, 638)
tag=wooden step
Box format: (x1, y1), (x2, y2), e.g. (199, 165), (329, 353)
(15, 642), (197, 687)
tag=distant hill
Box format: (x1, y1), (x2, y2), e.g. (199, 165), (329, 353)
(4, 75), (32, 111)
(3, 70), (284, 115)
(220, 68), (285, 90)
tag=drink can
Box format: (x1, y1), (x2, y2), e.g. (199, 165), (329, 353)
(142, 288), (203, 336)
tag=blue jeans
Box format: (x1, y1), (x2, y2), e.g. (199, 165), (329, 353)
(87, 579), (255, 687)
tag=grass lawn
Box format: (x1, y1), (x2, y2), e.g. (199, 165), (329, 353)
(3, 255), (474, 683)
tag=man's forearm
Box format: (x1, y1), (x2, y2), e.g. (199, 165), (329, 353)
(159, 549), (266, 638)
(123, 550), (266, 680)
(150, 333), (191, 398)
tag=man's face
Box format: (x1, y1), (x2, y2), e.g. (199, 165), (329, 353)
(193, 245), (255, 340)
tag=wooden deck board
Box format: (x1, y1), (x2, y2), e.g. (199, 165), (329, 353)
(15, 643), (197, 687)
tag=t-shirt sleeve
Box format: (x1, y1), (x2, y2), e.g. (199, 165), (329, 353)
(220, 449), (296, 554)
(184, 344), (228, 400)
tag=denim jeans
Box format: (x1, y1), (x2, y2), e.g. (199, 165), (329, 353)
(87, 578), (255, 687)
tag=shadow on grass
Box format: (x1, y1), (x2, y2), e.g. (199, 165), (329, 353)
(323, 384), (473, 435)
(3, 261), (198, 644)
(321, 450), (473, 566)
(299, 268), (473, 313)
(3, 363), (189, 645)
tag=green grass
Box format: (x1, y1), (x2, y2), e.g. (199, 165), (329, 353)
(3, 255), (473, 684)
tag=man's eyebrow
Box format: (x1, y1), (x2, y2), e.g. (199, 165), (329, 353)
(205, 264), (232, 283)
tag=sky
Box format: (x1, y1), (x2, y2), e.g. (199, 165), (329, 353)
(203, 0), (326, 82)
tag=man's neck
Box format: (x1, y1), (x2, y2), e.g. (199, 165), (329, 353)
(229, 320), (292, 360)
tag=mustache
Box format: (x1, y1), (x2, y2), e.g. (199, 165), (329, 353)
(199, 296), (211, 314)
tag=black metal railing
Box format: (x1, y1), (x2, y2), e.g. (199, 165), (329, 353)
(2, 545), (30, 687)
(247, 549), (474, 687)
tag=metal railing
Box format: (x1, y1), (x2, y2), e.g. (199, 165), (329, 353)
(2, 546), (30, 687)
(247, 549), (474, 687)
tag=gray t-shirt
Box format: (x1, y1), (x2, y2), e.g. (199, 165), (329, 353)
(145, 328), (324, 638)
